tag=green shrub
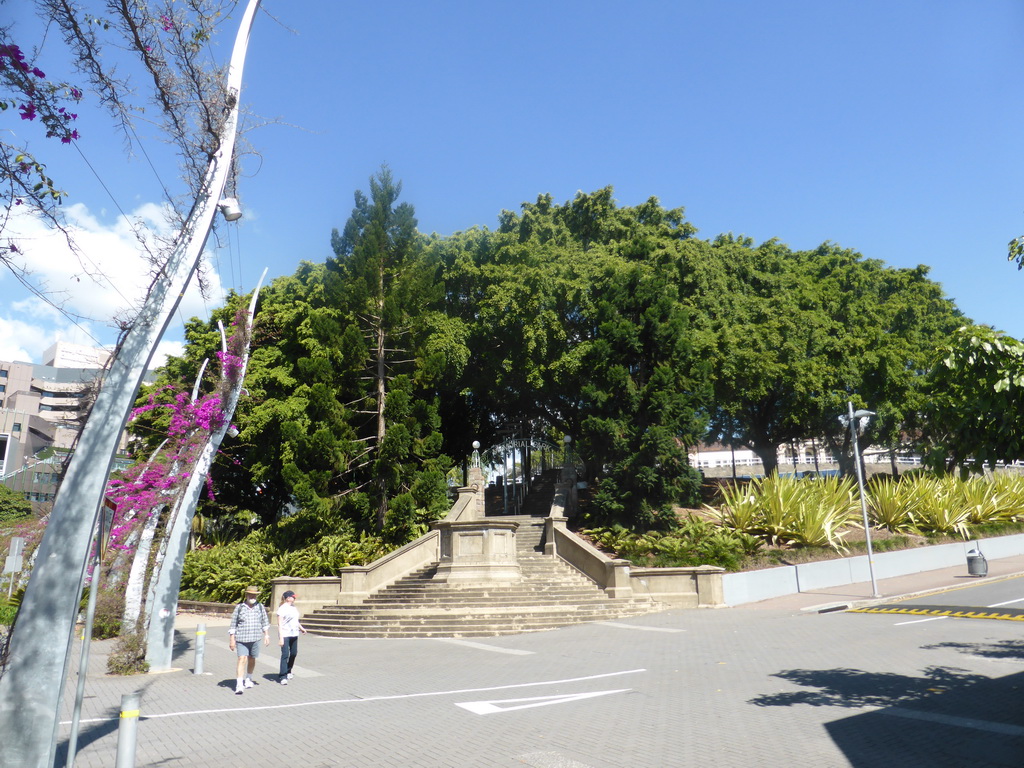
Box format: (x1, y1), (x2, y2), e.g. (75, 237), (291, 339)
(0, 600), (17, 626)
(912, 476), (972, 538)
(180, 525), (388, 603)
(107, 632), (149, 676)
(583, 516), (762, 571)
(91, 589), (124, 640)
(957, 476), (1007, 526)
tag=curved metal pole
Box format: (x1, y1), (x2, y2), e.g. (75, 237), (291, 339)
(145, 269), (267, 671)
(0, 3), (264, 765)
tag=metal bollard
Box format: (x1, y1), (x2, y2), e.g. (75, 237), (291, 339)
(115, 692), (141, 768)
(194, 623), (206, 675)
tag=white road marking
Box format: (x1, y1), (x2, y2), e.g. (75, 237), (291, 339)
(456, 689), (630, 715)
(432, 638), (535, 655)
(987, 597), (1024, 607)
(894, 616), (946, 625)
(966, 654), (1024, 665)
(883, 707), (1024, 737)
(60, 668), (646, 725)
(596, 621), (685, 633)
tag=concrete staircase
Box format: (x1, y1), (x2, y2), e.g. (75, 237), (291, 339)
(301, 515), (662, 638)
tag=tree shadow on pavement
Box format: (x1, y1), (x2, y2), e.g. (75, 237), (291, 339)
(749, 665), (988, 709)
(749, 666), (1024, 768)
(922, 638), (1024, 661)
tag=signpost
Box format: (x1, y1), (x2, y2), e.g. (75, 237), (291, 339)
(4, 536), (24, 599)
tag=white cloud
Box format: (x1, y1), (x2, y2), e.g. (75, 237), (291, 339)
(1, 203), (227, 365)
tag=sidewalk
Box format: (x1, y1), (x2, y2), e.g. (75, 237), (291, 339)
(741, 552), (1024, 612)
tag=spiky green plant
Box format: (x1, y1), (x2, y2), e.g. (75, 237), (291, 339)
(956, 476), (1006, 525)
(866, 476), (919, 534)
(707, 481), (761, 535)
(912, 475), (971, 538)
(791, 475), (859, 550)
(989, 472), (1024, 520)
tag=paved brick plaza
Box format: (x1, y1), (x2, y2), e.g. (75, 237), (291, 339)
(53, 573), (1024, 768)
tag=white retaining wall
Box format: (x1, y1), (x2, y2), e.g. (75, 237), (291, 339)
(722, 532), (1024, 607)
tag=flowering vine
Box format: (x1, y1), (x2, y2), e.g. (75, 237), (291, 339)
(0, 43), (82, 144)
(103, 307), (252, 553)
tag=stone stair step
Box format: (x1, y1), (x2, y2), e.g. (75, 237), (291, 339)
(304, 469), (664, 638)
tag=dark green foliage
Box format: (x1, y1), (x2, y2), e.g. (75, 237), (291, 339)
(584, 517), (763, 572)
(143, 177), (973, 564)
(440, 188), (709, 526)
(701, 238), (963, 477)
(0, 485), (32, 523)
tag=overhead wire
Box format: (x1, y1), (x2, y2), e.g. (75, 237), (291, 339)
(69, 144), (143, 313)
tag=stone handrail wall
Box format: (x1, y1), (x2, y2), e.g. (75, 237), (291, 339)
(544, 479), (725, 608)
(546, 516), (634, 598)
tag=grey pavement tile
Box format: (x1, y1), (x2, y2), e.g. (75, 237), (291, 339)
(47, 582), (1024, 767)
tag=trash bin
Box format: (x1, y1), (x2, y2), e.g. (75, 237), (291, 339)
(967, 548), (988, 577)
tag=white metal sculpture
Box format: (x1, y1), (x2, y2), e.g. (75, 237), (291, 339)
(0, 3), (264, 764)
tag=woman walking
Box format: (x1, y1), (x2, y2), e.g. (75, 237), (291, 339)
(276, 590), (306, 684)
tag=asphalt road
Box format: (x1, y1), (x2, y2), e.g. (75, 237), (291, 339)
(51, 574), (1024, 768)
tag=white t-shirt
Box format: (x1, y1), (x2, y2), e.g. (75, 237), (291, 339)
(276, 603), (304, 638)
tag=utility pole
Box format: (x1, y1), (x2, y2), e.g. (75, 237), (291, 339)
(0, 3), (263, 765)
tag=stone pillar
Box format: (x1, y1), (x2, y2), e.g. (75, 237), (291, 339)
(694, 564), (725, 608)
(432, 519), (522, 584)
(466, 465), (486, 519)
(604, 559), (634, 599)
(544, 515), (567, 556)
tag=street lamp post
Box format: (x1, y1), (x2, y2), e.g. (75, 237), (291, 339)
(842, 401), (879, 598)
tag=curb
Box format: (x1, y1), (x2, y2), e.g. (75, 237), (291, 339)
(801, 569), (1024, 614)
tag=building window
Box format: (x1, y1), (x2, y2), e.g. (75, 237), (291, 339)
(0, 369), (7, 377)
(12, 423), (21, 433)
(0, 384), (5, 393)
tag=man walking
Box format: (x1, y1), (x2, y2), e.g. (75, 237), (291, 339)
(228, 585), (270, 694)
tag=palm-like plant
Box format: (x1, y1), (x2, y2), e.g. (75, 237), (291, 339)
(912, 476), (971, 538)
(866, 476), (919, 534)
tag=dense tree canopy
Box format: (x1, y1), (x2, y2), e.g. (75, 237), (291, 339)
(700, 237), (963, 475)
(136, 181), (971, 543)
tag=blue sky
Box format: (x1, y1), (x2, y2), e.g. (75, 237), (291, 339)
(3, 0), (1024, 364)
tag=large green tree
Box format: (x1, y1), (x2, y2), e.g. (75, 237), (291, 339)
(922, 325), (1024, 474)
(701, 238), (963, 476)
(324, 168), (457, 533)
(437, 188), (710, 522)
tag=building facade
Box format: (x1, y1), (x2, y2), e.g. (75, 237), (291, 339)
(0, 342), (125, 507)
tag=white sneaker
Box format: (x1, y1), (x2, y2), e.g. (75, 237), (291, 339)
(286, 673), (294, 680)
(235, 685), (244, 695)
(280, 678), (288, 685)
(243, 678), (254, 689)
